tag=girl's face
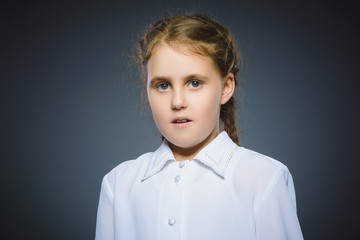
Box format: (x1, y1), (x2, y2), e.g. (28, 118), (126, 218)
(147, 44), (234, 157)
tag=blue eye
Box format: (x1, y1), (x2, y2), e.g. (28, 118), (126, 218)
(189, 80), (201, 89)
(157, 82), (170, 91)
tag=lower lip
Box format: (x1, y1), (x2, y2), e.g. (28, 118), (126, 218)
(172, 121), (192, 128)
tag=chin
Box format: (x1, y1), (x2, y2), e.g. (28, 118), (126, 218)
(171, 141), (196, 149)
(166, 134), (205, 149)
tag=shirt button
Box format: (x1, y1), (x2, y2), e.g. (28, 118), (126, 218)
(174, 175), (180, 183)
(168, 217), (176, 226)
(179, 161), (185, 168)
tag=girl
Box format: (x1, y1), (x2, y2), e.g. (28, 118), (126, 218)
(95, 14), (303, 240)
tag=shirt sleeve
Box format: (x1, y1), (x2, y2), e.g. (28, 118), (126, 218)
(95, 174), (115, 240)
(254, 166), (303, 240)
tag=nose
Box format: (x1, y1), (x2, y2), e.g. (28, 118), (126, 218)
(171, 88), (187, 110)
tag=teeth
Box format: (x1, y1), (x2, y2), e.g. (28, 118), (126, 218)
(176, 119), (188, 123)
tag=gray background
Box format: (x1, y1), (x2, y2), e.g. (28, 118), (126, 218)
(3, 0), (358, 239)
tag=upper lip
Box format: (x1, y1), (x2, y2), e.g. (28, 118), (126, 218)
(172, 117), (192, 123)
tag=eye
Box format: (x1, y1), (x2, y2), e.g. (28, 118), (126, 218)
(188, 80), (202, 89)
(156, 82), (170, 91)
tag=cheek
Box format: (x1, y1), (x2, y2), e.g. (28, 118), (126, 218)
(149, 94), (167, 122)
(194, 90), (221, 122)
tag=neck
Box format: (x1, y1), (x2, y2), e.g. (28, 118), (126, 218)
(168, 130), (219, 161)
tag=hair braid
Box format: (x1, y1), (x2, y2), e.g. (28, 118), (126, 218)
(221, 96), (240, 146)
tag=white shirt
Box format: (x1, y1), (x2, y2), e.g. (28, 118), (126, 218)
(95, 131), (303, 240)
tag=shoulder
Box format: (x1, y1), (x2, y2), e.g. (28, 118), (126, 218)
(102, 152), (152, 188)
(233, 146), (288, 174)
(228, 146), (293, 195)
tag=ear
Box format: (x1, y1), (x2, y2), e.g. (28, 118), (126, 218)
(220, 73), (235, 105)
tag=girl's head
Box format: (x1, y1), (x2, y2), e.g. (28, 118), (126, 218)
(137, 13), (241, 147)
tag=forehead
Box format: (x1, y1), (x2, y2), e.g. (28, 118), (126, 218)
(147, 44), (220, 78)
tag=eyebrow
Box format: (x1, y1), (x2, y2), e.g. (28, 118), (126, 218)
(149, 74), (209, 85)
(185, 74), (209, 81)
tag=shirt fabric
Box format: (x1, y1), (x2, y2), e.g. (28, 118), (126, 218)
(95, 131), (303, 240)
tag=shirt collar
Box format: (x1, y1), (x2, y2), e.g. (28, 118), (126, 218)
(141, 131), (238, 181)
(141, 141), (176, 181)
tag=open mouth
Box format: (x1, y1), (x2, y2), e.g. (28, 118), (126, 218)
(171, 118), (192, 127)
(172, 119), (191, 123)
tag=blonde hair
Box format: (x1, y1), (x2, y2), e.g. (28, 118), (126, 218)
(137, 13), (241, 145)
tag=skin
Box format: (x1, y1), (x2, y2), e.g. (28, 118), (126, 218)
(147, 43), (235, 161)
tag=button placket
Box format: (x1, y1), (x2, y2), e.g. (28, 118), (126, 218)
(167, 161), (185, 228)
(174, 175), (181, 184)
(179, 160), (185, 168)
(159, 161), (185, 238)
(174, 160), (186, 185)
(168, 217), (176, 226)
(159, 160), (190, 239)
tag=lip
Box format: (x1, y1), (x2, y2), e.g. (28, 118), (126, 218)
(171, 117), (192, 128)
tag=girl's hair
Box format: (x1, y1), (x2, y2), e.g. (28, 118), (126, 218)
(137, 13), (241, 145)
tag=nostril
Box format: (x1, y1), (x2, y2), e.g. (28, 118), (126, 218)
(171, 101), (187, 110)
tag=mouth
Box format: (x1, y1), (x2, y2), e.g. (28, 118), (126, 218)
(172, 119), (191, 123)
(171, 118), (192, 127)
